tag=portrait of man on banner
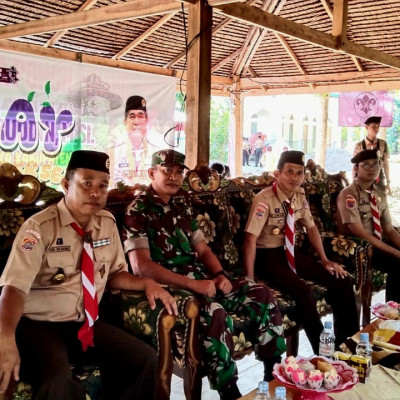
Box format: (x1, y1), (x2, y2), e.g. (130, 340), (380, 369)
(0, 50), (176, 191)
(108, 95), (167, 187)
(65, 73), (123, 153)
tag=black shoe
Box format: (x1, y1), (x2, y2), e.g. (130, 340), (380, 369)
(218, 382), (242, 400)
(263, 356), (282, 382)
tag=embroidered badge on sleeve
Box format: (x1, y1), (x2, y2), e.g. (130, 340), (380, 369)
(256, 202), (268, 219)
(21, 236), (37, 252)
(345, 195), (356, 210)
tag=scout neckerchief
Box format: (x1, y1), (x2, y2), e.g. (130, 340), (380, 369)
(364, 187), (382, 240)
(272, 181), (296, 274)
(70, 222), (98, 351)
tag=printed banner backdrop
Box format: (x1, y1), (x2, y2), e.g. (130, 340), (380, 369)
(338, 91), (393, 127)
(0, 50), (177, 188)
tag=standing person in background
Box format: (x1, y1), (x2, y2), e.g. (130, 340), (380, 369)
(260, 146), (275, 173)
(254, 135), (264, 167)
(242, 137), (251, 166)
(243, 151), (359, 355)
(353, 116), (391, 194)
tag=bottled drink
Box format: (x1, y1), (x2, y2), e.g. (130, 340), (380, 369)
(319, 321), (335, 359)
(353, 332), (372, 382)
(254, 381), (270, 400)
(274, 386), (287, 400)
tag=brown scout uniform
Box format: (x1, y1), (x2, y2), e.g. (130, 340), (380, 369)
(0, 199), (127, 322)
(336, 178), (391, 237)
(353, 138), (389, 163)
(245, 184), (315, 248)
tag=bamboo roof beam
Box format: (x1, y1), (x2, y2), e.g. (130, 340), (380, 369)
(331, 0), (370, 83)
(211, 47), (242, 73)
(165, 0), (257, 69)
(239, 69), (400, 87)
(0, 0), (241, 40)
(215, 2), (400, 70)
(113, 13), (177, 60)
(232, 0), (272, 76)
(45, 0), (100, 47)
(320, 0), (333, 20)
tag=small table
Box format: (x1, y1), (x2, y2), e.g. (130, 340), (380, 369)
(240, 365), (400, 399)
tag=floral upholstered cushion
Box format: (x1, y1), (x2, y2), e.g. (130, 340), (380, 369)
(190, 191), (238, 271)
(225, 188), (263, 273)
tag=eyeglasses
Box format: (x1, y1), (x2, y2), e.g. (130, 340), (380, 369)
(359, 162), (380, 171)
(157, 166), (185, 177)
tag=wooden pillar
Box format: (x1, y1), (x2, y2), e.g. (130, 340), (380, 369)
(185, 1), (212, 169)
(315, 94), (328, 167)
(228, 79), (243, 177)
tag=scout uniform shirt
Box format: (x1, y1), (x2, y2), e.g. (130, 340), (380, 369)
(0, 199), (127, 322)
(353, 138), (389, 164)
(336, 178), (391, 237)
(245, 183), (315, 248)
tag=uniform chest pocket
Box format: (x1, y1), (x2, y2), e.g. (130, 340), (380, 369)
(359, 204), (372, 221)
(268, 216), (285, 226)
(39, 252), (77, 286)
(93, 246), (113, 280)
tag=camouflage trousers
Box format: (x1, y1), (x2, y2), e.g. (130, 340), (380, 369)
(196, 277), (285, 391)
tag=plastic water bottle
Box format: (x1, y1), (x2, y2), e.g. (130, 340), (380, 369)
(319, 321), (335, 359)
(273, 386), (287, 400)
(355, 332), (372, 382)
(254, 381), (270, 399)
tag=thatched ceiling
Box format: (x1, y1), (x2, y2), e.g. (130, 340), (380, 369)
(1, 0), (400, 95)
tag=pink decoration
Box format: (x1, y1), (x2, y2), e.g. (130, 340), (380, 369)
(338, 91), (393, 127)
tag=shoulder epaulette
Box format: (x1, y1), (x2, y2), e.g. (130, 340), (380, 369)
(29, 204), (58, 225)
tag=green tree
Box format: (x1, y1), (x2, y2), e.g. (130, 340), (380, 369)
(387, 91), (400, 154)
(210, 97), (230, 162)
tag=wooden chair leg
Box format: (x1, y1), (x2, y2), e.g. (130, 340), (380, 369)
(362, 246), (374, 327)
(182, 299), (202, 400)
(285, 330), (299, 357)
(156, 311), (176, 400)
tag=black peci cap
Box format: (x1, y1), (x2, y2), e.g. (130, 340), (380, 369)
(277, 150), (305, 169)
(364, 116), (382, 125)
(125, 95), (147, 114)
(66, 150), (110, 174)
(351, 149), (379, 164)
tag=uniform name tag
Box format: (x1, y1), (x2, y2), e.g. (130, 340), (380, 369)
(49, 246), (71, 253)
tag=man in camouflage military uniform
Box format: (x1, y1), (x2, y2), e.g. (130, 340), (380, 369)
(243, 151), (359, 355)
(123, 149), (285, 400)
(337, 149), (400, 302)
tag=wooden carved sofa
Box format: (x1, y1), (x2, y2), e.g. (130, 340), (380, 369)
(0, 163), (178, 400)
(167, 162), (368, 400)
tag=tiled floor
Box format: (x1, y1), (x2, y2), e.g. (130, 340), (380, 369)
(170, 290), (386, 399)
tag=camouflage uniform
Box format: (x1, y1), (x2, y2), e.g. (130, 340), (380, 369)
(123, 186), (285, 391)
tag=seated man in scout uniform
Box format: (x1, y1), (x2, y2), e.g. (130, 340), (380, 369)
(0, 150), (177, 400)
(123, 149), (286, 400)
(353, 116), (391, 194)
(337, 149), (400, 303)
(243, 150), (359, 355)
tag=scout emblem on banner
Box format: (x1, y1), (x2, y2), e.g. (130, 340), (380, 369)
(338, 91), (393, 127)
